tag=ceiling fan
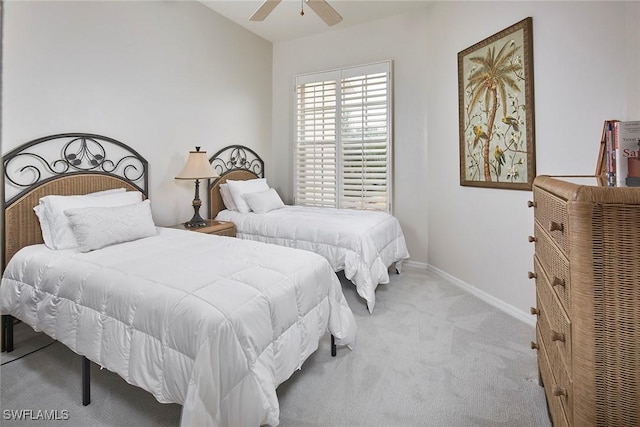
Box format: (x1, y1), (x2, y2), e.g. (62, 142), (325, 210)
(250, 0), (343, 27)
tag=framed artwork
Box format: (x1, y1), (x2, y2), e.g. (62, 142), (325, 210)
(458, 17), (535, 190)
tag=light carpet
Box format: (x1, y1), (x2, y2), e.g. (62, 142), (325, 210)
(0, 267), (550, 426)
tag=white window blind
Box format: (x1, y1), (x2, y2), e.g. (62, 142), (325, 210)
(294, 61), (392, 212)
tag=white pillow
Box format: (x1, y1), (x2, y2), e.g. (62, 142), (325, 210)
(243, 188), (285, 214)
(219, 183), (238, 211)
(34, 188), (126, 248)
(226, 178), (269, 214)
(38, 191), (143, 250)
(64, 200), (157, 253)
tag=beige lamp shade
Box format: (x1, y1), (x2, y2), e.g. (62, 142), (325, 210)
(175, 147), (219, 180)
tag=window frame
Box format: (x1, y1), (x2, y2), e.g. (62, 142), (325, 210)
(293, 60), (393, 212)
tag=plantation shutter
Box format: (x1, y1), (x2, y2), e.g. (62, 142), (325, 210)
(295, 70), (340, 207)
(340, 64), (390, 210)
(294, 61), (392, 212)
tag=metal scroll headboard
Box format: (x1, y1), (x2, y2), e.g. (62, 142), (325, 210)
(207, 145), (264, 219)
(2, 133), (149, 268)
(3, 133), (149, 207)
(208, 145), (264, 181)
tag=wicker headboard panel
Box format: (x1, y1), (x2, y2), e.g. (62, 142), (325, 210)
(3, 133), (148, 268)
(208, 145), (264, 219)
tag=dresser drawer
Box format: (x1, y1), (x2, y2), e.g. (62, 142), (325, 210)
(533, 224), (570, 312)
(533, 187), (568, 254)
(536, 257), (572, 378)
(537, 327), (571, 427)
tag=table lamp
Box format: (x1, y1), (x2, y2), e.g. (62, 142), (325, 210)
(175, 146), (219, 227)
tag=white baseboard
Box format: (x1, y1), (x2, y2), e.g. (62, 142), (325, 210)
(426, 264), (536, 327)
(403, 260), (429, 271)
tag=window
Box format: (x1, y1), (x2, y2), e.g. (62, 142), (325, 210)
(294, 61), (392, 212)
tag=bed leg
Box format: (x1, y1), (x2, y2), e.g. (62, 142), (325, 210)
(2, 315), (14, 353)
(331, 334), (336, 357)
(82, 356), (91, 406)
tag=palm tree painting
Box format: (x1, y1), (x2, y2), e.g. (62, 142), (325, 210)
(458, 18), (535, 190)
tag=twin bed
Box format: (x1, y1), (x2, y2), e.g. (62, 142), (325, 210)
(1, 134), (357, 426)
(208, 145), (410, 313)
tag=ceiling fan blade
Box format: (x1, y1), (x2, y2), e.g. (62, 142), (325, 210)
(305, 0), (343, 26)
(250, 0), (282, 22)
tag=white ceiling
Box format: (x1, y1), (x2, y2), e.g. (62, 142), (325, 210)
(200, 0), (430, 43)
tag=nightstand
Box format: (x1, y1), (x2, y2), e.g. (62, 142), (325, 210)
(168, 219), (236, 237)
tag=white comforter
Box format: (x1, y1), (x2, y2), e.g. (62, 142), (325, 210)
(216, 206), (410, 312)
(0, 228), (356, 426)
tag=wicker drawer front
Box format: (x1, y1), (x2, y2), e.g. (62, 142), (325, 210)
(533, 187), (568, 254)
(533, 225), (570, 312)
(537, 302), (573, 424)
(535, 258), (572, 379)
(537, 327), (571, 427)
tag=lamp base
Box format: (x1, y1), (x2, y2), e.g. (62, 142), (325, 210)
(183, 219), (207, 228)
(184, 179), (207, 228)
(183, 208), (207, 228)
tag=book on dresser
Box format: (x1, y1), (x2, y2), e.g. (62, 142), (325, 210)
(600, 119), (619, 186)
(529, 175), (640, 427)
(614, 121), (640, 187)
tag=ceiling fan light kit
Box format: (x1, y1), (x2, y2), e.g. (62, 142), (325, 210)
(250, 0), (343, 26)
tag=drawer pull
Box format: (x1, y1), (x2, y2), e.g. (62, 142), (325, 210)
(549, 221), (564, 232)
(528, 235), (536, 243)
(527, 271), (537, 279)
(530, 341), (539, 350)
(551, 330), (565, 342)
(527, 200), (536, 208)
(552, 385), (567, 397)
(530, 307), (540, 316)
(551, 277), (566, 288)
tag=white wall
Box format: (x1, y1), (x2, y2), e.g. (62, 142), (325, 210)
(1, 1), (272, 226)
(272, 11), (430, 264)
(272, 1), (639, 320)
(426, 1), (637, 320)
(626, 1), (640, 118)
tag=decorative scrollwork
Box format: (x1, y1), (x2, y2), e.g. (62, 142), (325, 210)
(101, 156), (145, 183)
(60, 136), (107, 171)
(209, 145), (264, 179)
(3, 133), (148, 205)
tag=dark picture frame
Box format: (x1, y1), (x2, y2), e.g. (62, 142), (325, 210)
(458, 17), (535, 190)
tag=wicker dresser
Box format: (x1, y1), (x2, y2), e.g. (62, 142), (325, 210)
(529, 175), (640, 427)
